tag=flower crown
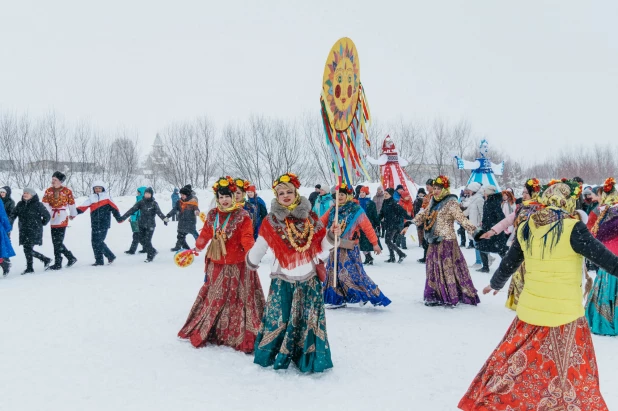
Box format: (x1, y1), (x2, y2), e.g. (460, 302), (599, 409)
(433, 175), (450, 189)
(213, 176), (237, 194)
(603, 177), (616, 193)
(272, 172), (301, 189)
(525, 178), (541, 193)
(337, 182), (354, 195)
(234, 178), (251, 192)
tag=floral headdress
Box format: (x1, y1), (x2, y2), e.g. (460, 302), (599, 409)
(601, 177), (618, 205)
(337, 182), (354, 195)
(234, 178), (251, 192)
(213, 176), (237, 194)
(603, 177), (616, 194)
(432, 175), (450, 189)
(539, 179), (581, 214)
(525, 178), (541, 193)
(272, 172), (301, 190)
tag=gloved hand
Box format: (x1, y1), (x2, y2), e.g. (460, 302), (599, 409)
(164, 218), (170, 225)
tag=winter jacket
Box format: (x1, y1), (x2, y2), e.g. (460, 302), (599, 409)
(358, 197), (381, 252)
(41, 186), (77, 228)
(413, 196), (424, 216)
(379, 197), (410, 230)
(308, 191), (320, 208)
(462, 191), (484, 227)
(76, 181), (122, 231)
(1, 186), (16, 225)
(476, 192), (507, 254)
(490, 219), (618, 327)
(398, 193), (414, 218)
(313, 193), (333, 218)
(0, 203), (15, 258)
(166, 194), (200, 234)
(130, 187), (147, 232)
(247, 196), (268, 240)
(121, 197), (166, 229)
(373, 192), (385, 214)
(11, 194), (51, 246)
(171, 188), (180, 208)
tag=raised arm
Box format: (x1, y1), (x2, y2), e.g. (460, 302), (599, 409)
(455, 156), (481, 170)
(447, 201), (476, 234)
(491, 161), (505, 176)
(76, 197), (93, 215)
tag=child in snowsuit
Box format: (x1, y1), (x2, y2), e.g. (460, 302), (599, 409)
(119, 187), (168, 262)
(76, 181), (122, 266)
(166, 185), (200, 251)
(10, 188), (52, 274)
(125, 187), (146, 255)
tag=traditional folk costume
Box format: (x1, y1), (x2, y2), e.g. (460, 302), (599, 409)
(460, 181), (618, 411)
(41, 171), (78, 270)
(409, 176), (480, 307)
(178, 176), (265, 353)
(322, 184), (391, 308)
(586, 177), (618, 336)
(247, 173), (334, 373)
(454, 139), (504, 190)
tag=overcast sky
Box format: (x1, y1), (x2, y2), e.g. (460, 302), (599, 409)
(1, 1), (617, 163)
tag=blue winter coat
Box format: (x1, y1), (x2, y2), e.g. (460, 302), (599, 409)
(130, 187), (147, 232)
(312, 194), (333, 218)
(247, 196), (268, 239)
(171, 188), (180, 209)
(0, 202), (16, 258)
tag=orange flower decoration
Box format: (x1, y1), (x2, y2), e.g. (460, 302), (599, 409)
(213, 176), (237, 194)
(272, 172), (301, 189)
(603, 177), (616, 193)
(433, 175), (450, 189)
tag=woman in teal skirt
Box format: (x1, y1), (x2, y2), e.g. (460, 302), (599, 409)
(246, 173), (340, 372)
(586, 177), (618, 336)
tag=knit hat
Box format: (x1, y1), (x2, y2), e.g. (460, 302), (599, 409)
(385, 187), (395, 196)
(467, 182), (481, 193)
(23, 187), (37, 196)
(0, 188), (6, 194)
(52, 171), (66, 183)
(483, 185), (498, 195)
(179, 185), (192, 196)
(315, 184), (321, 189)
(246, 185), (256, 193)
(396, 185), (404, 191)
(417, 188), (426, 195)
(144, 187), (154, 196)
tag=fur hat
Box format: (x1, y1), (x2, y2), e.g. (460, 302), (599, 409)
(483, 185), (498, 195)
(52, 171), (66, 183)
(23, 187), (37, 196)
(467, 182), (481, 193)
(179, 185), (192, 196)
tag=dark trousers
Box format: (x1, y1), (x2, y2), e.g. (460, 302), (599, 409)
(51, 227), (74, 264)
(92, 229), (115, 264)
(422, 238), (429, 260)
(481, 248), (508, 269)
(23, 243), (49, 269)
(457, 225), (467, 246)
(139, 227), (156, 259)
(128, 232), (142, 253)
(175, 232), (191, 250)
(385, 227), (405, 259)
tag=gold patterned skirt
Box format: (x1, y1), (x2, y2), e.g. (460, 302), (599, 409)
(459, 316), (608, 410)
(178, 261), (265, 353)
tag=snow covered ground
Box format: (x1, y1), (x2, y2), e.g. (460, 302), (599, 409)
(1, 188), (616, 411)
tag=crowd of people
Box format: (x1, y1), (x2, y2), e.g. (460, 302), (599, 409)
(2, 170), (617, 410)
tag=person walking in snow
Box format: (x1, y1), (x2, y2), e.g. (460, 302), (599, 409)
(166, 185), (200, 251)
(373, 186), (385, 237)
(398, 190), (414, 250)
(358, 186), (381, 265)
(0, 186), (16, 225)
(475, 185), (508, 273)
(246, 185), (268, 240)
(10, 188), (52, 274)
(170, 188), (180, 222)
(0, 199), (15, 276)
(461, 182), (484, 269)
(413, 188), (426, 248)
(379, 188), (411, 263)
(124, 187), (146, 255)
(119, 187), (168, 262)
(76, 181), (123, 266)
(41, 171), (78, 270)
(308, 184), (321, 208)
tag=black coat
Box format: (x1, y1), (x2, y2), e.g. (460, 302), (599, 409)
(476, 193), (508, 254)
(491, 221), (618, 290)
(121, 198), (166, 229)
(308, 191), (319, 208)
(413, 197), (424, 216)
(11, 194), (51, 246)
(379, 197), (410, 230)
(2, 186), (15, 225)
(166, 194), (200, 234)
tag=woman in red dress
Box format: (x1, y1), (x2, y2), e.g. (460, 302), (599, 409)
(178, 176), (265, 353)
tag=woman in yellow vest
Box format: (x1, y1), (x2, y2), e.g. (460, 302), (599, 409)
(459, 180), (618, 411)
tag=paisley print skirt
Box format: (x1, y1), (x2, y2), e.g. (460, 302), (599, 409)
(254, 276), (333, 373)
(459, 316), (608, 411)
(178, 261), (265, 353)
(425, 240), (480, 306)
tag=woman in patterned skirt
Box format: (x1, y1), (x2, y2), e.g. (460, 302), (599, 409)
(586, 177), (618, 336)
(460, 181), (618, 410)
(322, 183), (390, 308)
(404, 175), (480, 307)
(247, 173), (340, 373)
(178, 176), (265, 353)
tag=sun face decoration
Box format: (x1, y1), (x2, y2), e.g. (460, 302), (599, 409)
(322, 37), (360, 132)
